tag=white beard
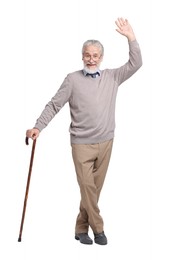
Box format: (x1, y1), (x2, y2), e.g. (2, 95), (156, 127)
(83, 66), (99, 74)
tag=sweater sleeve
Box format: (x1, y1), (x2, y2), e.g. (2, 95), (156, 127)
(114, 40), (142, 85)
(34, 74), (72, 132)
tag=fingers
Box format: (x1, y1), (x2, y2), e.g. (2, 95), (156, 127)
(115, 17), (128, 31)
(117, 17), (125, 26)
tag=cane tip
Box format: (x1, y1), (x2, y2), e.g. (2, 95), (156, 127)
(18, 237), (21, 242)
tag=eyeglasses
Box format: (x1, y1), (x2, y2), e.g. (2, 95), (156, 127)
(83, 54), (101, 61)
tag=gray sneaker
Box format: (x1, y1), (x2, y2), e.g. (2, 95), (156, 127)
(94, 231), (107, 245)
(75, 233), (93, 245)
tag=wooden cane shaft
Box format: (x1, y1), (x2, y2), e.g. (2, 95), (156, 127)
(18, 139), (36, 241)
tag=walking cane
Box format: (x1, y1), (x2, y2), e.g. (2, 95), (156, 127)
(18, 137), (37, 242)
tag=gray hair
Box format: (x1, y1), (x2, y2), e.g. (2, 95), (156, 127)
(82, 39), (104, 56)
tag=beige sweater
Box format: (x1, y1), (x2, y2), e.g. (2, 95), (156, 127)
(35, 40), (142, 144)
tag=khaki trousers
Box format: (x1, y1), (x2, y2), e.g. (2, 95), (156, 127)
(71, 139), (113, 234)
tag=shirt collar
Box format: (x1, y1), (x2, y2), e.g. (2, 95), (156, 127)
(82, 69), (101, 77)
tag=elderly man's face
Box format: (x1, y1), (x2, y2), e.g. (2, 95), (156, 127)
(82, 45), (103, 72)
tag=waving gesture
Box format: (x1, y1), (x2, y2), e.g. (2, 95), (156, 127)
(115, 17), (136, 41)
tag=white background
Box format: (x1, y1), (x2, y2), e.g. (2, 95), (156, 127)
(0, 0), (176, 259)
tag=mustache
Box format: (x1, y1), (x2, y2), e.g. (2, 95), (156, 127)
(87, 62), (96, 65)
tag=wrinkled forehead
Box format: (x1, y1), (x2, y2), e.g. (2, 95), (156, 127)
(83, 45), (102, 55)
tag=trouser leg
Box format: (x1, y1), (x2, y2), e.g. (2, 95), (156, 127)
(72, 139), (113, 234)
(93, 139), (113, 201)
